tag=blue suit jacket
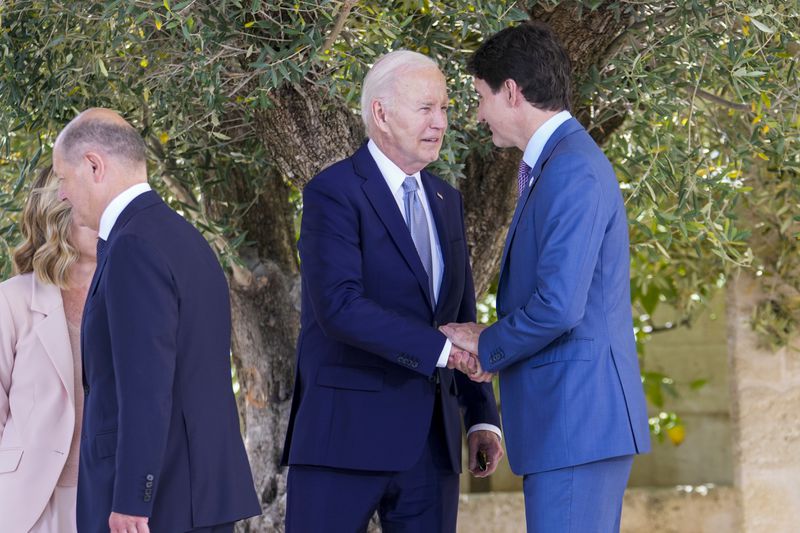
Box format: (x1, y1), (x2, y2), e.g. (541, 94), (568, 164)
(78, 191), (261, 532)
(478, 119), (651, 475)
(282, 144), (500, 473)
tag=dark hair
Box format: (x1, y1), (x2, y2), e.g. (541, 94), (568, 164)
(59, 119), (147, 164)
(467, 21), (572, 112)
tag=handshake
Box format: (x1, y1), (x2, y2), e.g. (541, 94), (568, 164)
(439, 322), (494, 383)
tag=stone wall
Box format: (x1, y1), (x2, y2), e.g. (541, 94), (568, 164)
(727, 274), (800, 532)
(630, 293), (733, 487)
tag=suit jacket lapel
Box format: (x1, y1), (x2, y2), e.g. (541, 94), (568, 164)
(498, 118), (584, 284)
(421, 172), (451, 314)
(356, 145), (434, 310)
(30, 277), (73, 403)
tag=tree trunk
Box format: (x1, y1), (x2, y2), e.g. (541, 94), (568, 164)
(213, 171), (300, 532)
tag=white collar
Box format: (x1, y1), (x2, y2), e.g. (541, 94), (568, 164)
(522, 110), (572, 169)
(367, 139), (422, 194)
(98, 182), (152, 240)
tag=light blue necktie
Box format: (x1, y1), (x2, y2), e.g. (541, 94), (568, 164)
(402, 176), (434, 304)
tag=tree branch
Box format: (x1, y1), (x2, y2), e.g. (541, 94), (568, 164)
(692, 88), (750, 111)
(320, 0), (356, 55)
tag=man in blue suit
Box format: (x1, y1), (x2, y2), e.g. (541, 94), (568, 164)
(442, 22), (651, 532)
(282, 51), (503, 532)
(54, 108), (261, 533)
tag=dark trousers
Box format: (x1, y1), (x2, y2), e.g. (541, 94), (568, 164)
(523, 454), (634, 533)
(286, 396), (459, 533)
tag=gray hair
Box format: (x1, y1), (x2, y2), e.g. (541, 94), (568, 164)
(360, 50), (439, 135)
(58, 119), (147, 164)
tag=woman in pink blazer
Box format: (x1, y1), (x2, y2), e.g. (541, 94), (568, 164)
(0, 166), (96, 533)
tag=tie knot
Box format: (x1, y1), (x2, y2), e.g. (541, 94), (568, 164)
(402, 176), (418, 193)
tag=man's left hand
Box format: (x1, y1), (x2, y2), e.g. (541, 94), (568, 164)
(109, 512), (150, 533)
(467, 429), (504, 478)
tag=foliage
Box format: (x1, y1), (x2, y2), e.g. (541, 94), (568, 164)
(1, 0), (798, 422)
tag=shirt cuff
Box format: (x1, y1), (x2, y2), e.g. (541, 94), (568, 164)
(435, 339), (452, 368)
(467, 423), (502, 440)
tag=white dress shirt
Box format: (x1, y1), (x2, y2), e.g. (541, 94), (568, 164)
(522, 110), (572, 188)
(98, 182), (152, 240)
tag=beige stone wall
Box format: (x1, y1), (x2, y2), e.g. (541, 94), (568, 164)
(727, 274), (800, 532)
(456, 486), (739, 533)
(630, 293), (733, 487)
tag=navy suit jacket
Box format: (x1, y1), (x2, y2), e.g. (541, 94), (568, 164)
(78, 191), (261, 532)
(478, 119), (651, 475)
(282, 144), (500, 473)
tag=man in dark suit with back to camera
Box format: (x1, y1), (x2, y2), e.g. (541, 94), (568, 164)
(282, 50), (503, 532)
(54, 108), (261, 533)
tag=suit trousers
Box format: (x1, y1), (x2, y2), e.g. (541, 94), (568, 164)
(523, 455), (634, 533)
(286, 393), (459, 533)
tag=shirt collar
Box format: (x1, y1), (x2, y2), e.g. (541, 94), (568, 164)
(367, 139), (422, 194)
(98, 182), (152, 240)
(522, 110), (572, 169)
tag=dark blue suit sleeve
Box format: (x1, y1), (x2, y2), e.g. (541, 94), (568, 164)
(300, 179), (447, 376)
(479, 153), (606, 372)
(104, 234), (177, 517)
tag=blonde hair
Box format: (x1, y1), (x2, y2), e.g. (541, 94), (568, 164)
(12, 165), (78, 288)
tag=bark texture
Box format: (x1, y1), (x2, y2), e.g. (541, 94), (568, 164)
(255, 83), (365, 187)
(215, 171), (300, 532)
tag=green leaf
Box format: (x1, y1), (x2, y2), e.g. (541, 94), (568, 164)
(749, 18), (775, 33)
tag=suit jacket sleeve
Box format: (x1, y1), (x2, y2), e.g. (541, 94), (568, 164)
(479, 153), (607, 372)
(104, 234), (178, 517)
(0, 286), (15, 439)
(300, 178), (447, 377)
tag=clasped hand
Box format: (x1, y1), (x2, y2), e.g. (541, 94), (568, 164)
(440, 322), (494, 383)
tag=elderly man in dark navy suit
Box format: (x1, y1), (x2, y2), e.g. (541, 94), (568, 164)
(282, 51), (503, 532)
(54, 108), (261, 533)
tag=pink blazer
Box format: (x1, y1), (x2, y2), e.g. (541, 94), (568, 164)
(0, 272), (76, 533)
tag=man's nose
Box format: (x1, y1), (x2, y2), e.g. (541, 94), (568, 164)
(431, 108), (447, 130)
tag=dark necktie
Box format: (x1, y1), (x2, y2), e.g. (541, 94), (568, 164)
(96, 237), (107, 262)
(518, 159), (532, 197)
(402, 176), (434, 304)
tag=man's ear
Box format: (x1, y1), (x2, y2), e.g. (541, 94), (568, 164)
(371, 99), (391, 134)
(84, 152), (105, 183)
(504, 79), (521, 107)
